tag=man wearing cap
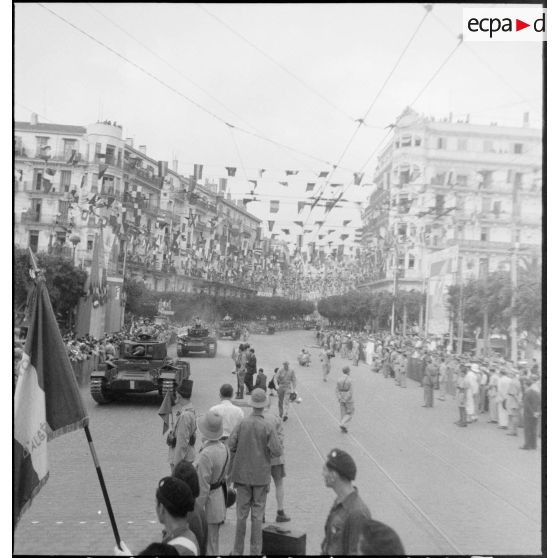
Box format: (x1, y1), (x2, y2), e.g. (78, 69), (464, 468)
(336, 366), (354, 433)
(195, 411), (228, 555)
(116, 477), (199, 556)
(276, 361), (297, 421)
(209, 383), (244, 443)
(169, 379), (197, 471)
(229, 388), (282, 555)
(321, 448), (371, 555)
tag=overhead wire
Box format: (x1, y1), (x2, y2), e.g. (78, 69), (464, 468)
(35, 3), (353, 175)
(303, 4), (433, 227)
(194, 2), (365, 126)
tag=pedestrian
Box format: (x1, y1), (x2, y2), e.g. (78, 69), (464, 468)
(422, 359), (435, 408)
(478, 365), (489, 413)
(245, 348), (257, 395)
(521, 377), (541, 450)
(438, 357), (448, 400)
(236, 344), (249, 399)
(254, 368), (267, 391)
(497, 369), (511, 429)
(351, 339), (361, 366)
(455, 365), (468, 427)
(209, 383), (244, 443)
(506, 371), (522, 437)
(320, 346), (332, 382)
(115, 477), (199, 556)
(487, 368), (499, 423)
(229, 388), (283, 555)
(276, 361), (297, 421)
(168, 379), (197, 472)
(336, 366), (355, 433)
(195, 412), (228, 555)
(356, 518), (405, 555)
(465, 364), (479, 422)
(321, 448), (371, 555)
(172, 460), (208, 556)
(263, 402), (291, 523)
(399, 350), (408, 388)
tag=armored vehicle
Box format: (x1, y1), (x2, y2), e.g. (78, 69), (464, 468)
(177, 326), (217, 357)
(90, 334), (190, 404)
(217, 318), (242, 340)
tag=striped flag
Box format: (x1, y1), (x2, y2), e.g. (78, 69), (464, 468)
(14, 273), (88, 528)
(193, 164), (203, 180)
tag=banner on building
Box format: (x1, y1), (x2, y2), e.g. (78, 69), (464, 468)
(425, 245), (459, 335)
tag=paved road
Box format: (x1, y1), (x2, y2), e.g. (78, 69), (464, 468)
(14, 330), (542, 555)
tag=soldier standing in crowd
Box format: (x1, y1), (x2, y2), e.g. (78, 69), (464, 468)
(437, 356), (448, 400)
(521, 376), (541, 450)
(506, 370), (522, 437)
(320, 346), (332, 382)
(487, 367), (499, 423)
(276, 361), (297, 421)
(422, 358), (436, 408)
(229, 389), (282, 555)
(455, 365), (468, 427)
(236, 344), (249, 399)
(244, 348), (257, 395)
(336, 366), (355, 433)
(321, 448), (371, 555)
(195, 411), (228, 555)
(497, 368), (511, 428)
(209, 383), (244, 444)
(168, 379), (197, 472)
(351, 338), (361, 367)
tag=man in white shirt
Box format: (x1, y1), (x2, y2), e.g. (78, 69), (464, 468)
(209, 383), (245, 442)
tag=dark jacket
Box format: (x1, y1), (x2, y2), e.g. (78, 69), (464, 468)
(254, 372), (267, 392)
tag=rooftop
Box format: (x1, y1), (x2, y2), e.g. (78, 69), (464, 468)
(14, 121), (87, 135)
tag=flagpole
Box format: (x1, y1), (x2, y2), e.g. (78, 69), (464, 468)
(84, 424), (122, 550)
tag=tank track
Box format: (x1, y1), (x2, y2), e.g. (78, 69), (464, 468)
(90, 378), (113, 404)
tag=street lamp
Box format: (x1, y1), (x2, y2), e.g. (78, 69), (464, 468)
(70, 233), (81, 266)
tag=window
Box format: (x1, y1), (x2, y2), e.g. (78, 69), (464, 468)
(397, 223), (407, 237)
(456, 174), (468, 187)
(95, 142), (102, 159)
(15, 136), (24, 156)
(401, 135), (412, 147)
(414, 137), (422, 147)
(63, 139), (77, 159)
(91, 174), (98, 193)
(399, 169), (410, 185)
(87, 235), (94, 251)
(408, 255), (415, 269)
(479, 258), (489, 278)
(437, 137), (446, 150)
(60, 170), (72, 192)
(117, 148), (122, 167)
(106, 144), (116, 166)
(513, 143), (523, 154)
(115, 177), (121, 194)
(435, 194), (445, 212)
(432, 172), (445, 185)
(493, 201), (502, 216)
(398, 195), (410, 214)
(514, 172), (523, 188)
(29, 230), (39, 253)
(33, 169), (43, 190)
(124, 181), (129, 192)
(457, 138), (468, 151)
(478, 170), (493, 188)
(35, 136), (49, 157)
(483, 140), (494, 153)
(480, 227), (489, 242)
(56, 232), (66, 245)
(58, 200), (70, 220)
(397, 257), (405, 270)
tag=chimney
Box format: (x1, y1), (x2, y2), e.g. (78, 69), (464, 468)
(126, 137), (134, 148)
(172, 159), (178, 173)
(138, 145), (146, 154)
(30, 112), (38, 126)
(523, 112), (530, 127)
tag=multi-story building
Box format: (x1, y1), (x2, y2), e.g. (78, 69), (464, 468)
(14, 115), (262, 325)
(359, 107), (542, 294)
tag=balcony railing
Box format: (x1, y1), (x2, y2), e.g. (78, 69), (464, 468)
(20, 211), (41, 223)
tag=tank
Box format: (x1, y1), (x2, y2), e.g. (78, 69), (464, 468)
(177, 325), (217, 358)
(90, 333), (190, 404)
(217, 318), (241, 340)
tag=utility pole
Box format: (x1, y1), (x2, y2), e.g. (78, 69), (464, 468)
(457, 256), (464, 355)
(482, 259), (490, 357)
(390, 241), (398, 336)
(510, 242), (519, 363)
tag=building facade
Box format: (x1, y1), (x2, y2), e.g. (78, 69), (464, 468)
(14, 115), (262, 326)
(359, 107), (542, 296)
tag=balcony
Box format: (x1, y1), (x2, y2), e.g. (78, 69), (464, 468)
(20, 210), (41, 223)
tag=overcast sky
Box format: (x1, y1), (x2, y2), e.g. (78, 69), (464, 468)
(14, 3), (543, 247)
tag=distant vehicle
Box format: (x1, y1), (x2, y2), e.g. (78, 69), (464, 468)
(177, 325), (217, 357)
(217, 318), (242, 340)
(90, 334), (190, 404)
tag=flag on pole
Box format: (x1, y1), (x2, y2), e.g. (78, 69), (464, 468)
(353, 172), (364, 186)
(193, 164), (203, 180)
(297, 201), (305, 214)
(270, 200), (279, 213)
(225, 167), (237, 177)
(14, 264), (88, 527)
(343, 220), (351, 226)
(249, 180), (258, 188)
(158, 391), (174, 435)
(306, 183), (315, 192)
(268, 220), (275, 232)
(279, 182), (288, 187)
(319, 171), (329, 178)
(158, 161), (169, 178)
(258, 169), (266, 177)
(285, 170), (299, 176)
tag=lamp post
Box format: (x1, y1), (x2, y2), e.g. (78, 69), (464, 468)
(70, 233), (81, 266)
(510, 241), (519, 363)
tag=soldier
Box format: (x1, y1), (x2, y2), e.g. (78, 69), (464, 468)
(399, 350), (408, 388)
(168, 379), (197, 472)
(336, 366), (354, 433)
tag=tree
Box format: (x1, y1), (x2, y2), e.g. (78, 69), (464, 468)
(14, 249), (87, 329)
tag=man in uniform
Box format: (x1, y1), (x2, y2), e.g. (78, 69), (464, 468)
(321, 448), (371, 555)
(336, 366), (354, 433)
(276, 361), (297, 421)
(521, 376), (541, 450)
(169, 379), (197, 472)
